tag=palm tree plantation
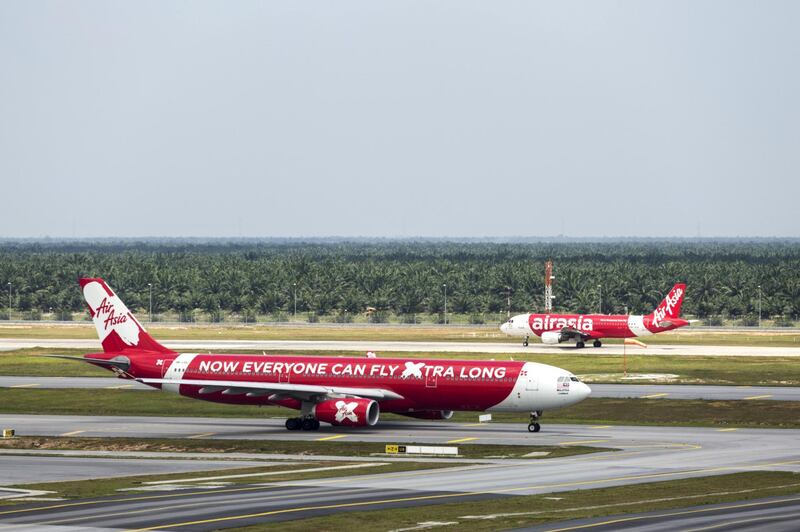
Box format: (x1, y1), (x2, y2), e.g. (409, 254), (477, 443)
(1, 239), (798, 325)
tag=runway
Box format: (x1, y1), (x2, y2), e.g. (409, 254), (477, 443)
(0, 484), (501, 531)
(524, 495), (800, 531)
(3, 337), (800, 356)
(2, 375), (798, 401)
(1, 416), (798, 530)
(0, 455), (273, 486)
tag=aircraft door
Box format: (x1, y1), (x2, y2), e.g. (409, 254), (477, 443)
(526, 372), (538, 391)
(425, 374), (438, 388)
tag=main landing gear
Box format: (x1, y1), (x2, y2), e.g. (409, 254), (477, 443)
(285, 417), (320, 431)
(576, 341), (585, 349)
(593, 339), (602, 348)
(527, 411), (542, 433)
(523, 336), (529, 347)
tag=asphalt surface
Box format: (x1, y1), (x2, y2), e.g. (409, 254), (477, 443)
(0, 455), (273, 486)
(0, 484), (502, 531)
(522, 495), (800, 531)
(0, 417), (798, 530)
(2, 375), (798, 401)
(3, 337), (800, 356)
(2, 415), (799, 491)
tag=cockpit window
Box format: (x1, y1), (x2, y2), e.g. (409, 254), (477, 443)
(570, 376), (580, 382)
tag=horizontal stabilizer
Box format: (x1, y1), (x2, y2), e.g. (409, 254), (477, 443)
(43, 354), (131, 372)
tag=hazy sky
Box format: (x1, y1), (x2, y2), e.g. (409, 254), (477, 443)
(1, 1), (798, 238)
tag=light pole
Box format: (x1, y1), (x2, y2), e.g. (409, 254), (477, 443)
(293, 283), (297, 318)
(7, 282), (10, 320)
(506, 286), (511, 318)
(443, 283), (447, 325)
(597, 284), (602, 314)
(148, 283), (152, 324)
(757, 285), (762, 328)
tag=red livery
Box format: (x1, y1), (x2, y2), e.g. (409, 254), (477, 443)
(501, 284), (689, 347)
(56, 278), (591, 433)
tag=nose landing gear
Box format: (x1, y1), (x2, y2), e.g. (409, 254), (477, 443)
(523, 336), (529, 347)
(527, 411), (542, 433)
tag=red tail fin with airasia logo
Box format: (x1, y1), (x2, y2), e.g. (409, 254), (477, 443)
(80, 278), (175, 354)
(649, 283), (686, 326)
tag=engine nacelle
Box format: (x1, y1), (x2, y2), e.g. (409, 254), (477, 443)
(541, 331), (565, 344)
(313, 398), (379, 427)
(398, 410), (454, 420)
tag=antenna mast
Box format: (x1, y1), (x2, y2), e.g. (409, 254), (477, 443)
(544, 260), (555, 312)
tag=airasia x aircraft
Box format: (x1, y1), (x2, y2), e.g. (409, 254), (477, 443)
(56, 278), (590, 433)
(500, 283), (689, 348)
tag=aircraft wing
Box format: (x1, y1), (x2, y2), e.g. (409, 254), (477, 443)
(138, 378), (404, 402)
(556, 326), (596, 341)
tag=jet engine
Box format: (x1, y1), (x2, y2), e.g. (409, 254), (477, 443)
(541, 331), (566, 344)
(313, 398), (379, 427)
(398, 410), (454, 420)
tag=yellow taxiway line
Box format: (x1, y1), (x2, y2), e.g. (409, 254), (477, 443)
(10, 383), (40, 388)
(316, 434), (347, 441)
(59, 430), (85, 437)
(446, 437), (478, 444)
(640, 393), (669, 399)
(743, 394), (772, 400)
(186, 432), (216, 439)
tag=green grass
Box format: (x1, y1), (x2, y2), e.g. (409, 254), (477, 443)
(3, 347), (800, 385)
(2, 322), (800, 346)
(0, 436), (602, 460)
(226, 471), (800, 532)
(1, 388), (798, 428)
(5, 461), (450, 504)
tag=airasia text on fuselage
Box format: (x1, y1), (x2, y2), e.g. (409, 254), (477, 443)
(530, 315), (594, 332)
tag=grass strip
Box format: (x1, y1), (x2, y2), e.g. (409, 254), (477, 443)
(1, 388), (798, 428)
(3, 348), (800, 386)
(0, 436), (603, 460)
(226, 471), (800, 532)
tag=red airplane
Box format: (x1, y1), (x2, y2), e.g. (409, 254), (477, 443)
(500, 283), (689, 348)
(55, 278), (590, 433)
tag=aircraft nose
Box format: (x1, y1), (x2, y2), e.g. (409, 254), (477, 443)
(500, 322), (509, 334)
(582, 382), (592, 399)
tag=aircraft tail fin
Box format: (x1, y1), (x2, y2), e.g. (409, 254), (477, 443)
(649, 283), (686, 326)
(79, 278), (175, 354)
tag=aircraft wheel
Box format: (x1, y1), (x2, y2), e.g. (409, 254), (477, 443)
(527, 423), (541, 433)
(301, 418), (318, 431)
(523, 338), (529, 347)
(576, 341), (585, 349)
(312, 419), (321, 430)
(285, 418), (302, 431)
(593, 340), (602, 348)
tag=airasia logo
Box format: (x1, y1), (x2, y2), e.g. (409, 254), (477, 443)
(334, 401), (359, 423)
(653, 287), (683, 325)
(532, 315), (594, 332)
(96, 297), (128, 331)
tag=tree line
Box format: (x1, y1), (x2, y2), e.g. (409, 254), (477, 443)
(1, 240), (799, 323)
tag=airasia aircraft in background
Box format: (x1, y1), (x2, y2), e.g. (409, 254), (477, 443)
(500, 284), (689, 348)
(55, 278), (590, 433)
